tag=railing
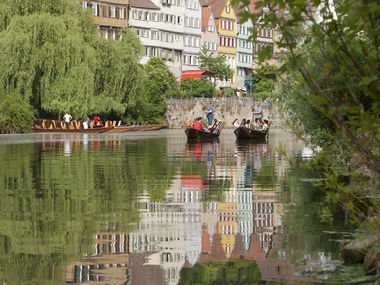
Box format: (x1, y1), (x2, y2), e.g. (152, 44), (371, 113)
(168, 97), (255, 105)
(167, 97), (274, 108)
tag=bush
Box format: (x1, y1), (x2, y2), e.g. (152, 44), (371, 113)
(0, 92), (35, 133)
(180, 78), (215, 98)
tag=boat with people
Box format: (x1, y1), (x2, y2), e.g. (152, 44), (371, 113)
(32, 119), (113, 133)
(185, 119), (225, 141)
(234, 126), (268, 141)
(233, 118), (269, 142)
(32, 119), (168, 134)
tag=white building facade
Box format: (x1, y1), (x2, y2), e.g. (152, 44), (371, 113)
(236, 17), (254, 92)
(129, 0), (186, 77)
(182, 0), (202, 71)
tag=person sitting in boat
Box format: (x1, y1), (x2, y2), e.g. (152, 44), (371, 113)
(261, 119), (269, 131)
(193, 117), (208, 131)
(257, 119), (269, 131)
(183, 120), (193, 128)
(83, 116), (91, 129)
(63, 112), (72, 128)
(256, 118), (264, 130)
(246, 119), (253, 129)
(232, 118), (240, 129)
(92, 115), (102, 127)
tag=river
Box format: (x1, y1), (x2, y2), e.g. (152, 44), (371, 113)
(0, 129), (358, 284)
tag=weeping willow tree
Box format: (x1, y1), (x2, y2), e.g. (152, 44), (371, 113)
(0, 0), (143, 122)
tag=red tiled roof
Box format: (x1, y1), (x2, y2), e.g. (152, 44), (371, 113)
(201, 6), (212, 32)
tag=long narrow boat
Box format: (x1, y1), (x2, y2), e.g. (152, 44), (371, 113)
(185, 121), (225, 141)
(32, 119), (113, 133)
(105, 124), (168, 133)
(32, 126), (114, 133)
(234, 126), (268, 141)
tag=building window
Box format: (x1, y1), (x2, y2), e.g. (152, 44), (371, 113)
(109, 6), (115, 18)
(226, 5), (230, 13)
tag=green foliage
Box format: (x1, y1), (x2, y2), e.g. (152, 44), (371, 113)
(0, 136), (177, 283)
(0, 92), (35, 134)
(252, 64), (277, 99)
(232, 0), (380, 228)
(0, 0), (146, 129)
(180, 79), (215, 98)
(92, 29), (144, 117)
(178, 260), (261, 285)
(198, 46), (233, 84)
(133, 57), (179, 123)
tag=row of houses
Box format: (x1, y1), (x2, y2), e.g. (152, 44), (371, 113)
(82, 0), (279, 91)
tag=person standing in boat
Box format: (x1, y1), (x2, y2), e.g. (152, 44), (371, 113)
(252, 102), (263, 123)
(205, 106), (214, 128)
(83, 116), (91, 129)
(63, 112), (72, 128)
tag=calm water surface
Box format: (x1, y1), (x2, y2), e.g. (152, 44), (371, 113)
(0, 129), (354, 284)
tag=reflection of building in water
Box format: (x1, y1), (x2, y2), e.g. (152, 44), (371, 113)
(128, 176), (202, 285)
(217, 201), (237, 258)
(252, 190), (282, 256)
(234, 144), (254, 251)
(64, 231), (129, 284)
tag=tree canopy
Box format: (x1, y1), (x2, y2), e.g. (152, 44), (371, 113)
(252, 64), (277, 99)
(0, 0), (144, 126)
(126, 57), (179, 123)
(198, 46), (233, 85)
(180, 78), (215, 98)
(232, 0), (380, 226)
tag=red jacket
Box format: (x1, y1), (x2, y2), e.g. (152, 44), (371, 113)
(193, 121), (203, 130)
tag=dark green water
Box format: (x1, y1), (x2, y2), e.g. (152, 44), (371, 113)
(0, 129), (355, 284)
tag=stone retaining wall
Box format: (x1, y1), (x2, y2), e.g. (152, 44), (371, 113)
(165, 98), (284, 128)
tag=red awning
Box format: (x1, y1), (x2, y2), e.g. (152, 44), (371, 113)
(181, 70), (214, 79)
(181, 175), (204, 190)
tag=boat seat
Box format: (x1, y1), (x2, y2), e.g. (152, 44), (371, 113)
(209, 121), (225, 134)
(74, 120), (81, 129)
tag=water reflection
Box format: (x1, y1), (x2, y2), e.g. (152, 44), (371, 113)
(0, 130), (353, 284)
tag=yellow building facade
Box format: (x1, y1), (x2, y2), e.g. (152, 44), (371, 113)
(214, 0), (237, 89)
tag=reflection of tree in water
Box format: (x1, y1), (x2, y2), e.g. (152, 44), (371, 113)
(178, 260), (262, 285)
(0, 137), (177, 284)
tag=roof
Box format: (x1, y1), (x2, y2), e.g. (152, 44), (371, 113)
(199, 0), (211, 7)
(210, 0), (227, 19)
(201, 6), (212, 32)
(99, 0), (128, 5)
(129, 0), (160, 9)
(181, 70), (214, 79)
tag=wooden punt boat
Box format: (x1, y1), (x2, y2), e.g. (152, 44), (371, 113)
(32, 126), (113, 133)
(185, 121), (225, 141)
(234, 126), (268, 141)
(32, 119), (113, 133)
(104, 124), (168, 133)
